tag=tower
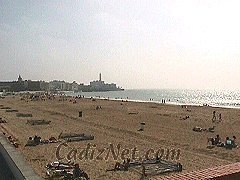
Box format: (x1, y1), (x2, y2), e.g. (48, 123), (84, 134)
(18, 75), (23, 82)
(99, 73), (102, 81)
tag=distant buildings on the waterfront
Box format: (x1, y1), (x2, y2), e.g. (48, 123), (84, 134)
(0, 74), (124, 92)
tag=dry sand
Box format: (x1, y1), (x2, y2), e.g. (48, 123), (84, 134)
(1, 95), (240, 179)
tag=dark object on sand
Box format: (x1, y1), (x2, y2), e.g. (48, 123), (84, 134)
(58, 132), (94, 142)
(67, 135), (94, 142)
(16, 113), (33, 117)
(115, 158), (182, 177)
(0, 118), (7, 123)
(25, 135), (42, 146)
(79, 111), (83, 117)
(208, 126), (215, 133)
(6, 109), (18, 112)
(26, 119), (51, 125)
(129, 112), (138, 115)
(59, 132), (85, 139)
(138, 122), (145, 131)
(136, 159), (182, 176)
(1, 107), (11, 109)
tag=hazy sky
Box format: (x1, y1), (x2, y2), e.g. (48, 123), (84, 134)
(1, 0), (240, 90)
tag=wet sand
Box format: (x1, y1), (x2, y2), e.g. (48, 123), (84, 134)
(1, 96), (240, 179)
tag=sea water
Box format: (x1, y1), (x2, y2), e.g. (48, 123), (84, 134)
(66, 89), (240, 109)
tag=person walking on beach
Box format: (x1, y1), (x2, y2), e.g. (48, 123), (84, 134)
(212, 111), (216, 123)
(219, 113), (222, 122)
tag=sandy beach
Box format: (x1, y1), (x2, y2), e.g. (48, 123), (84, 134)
(1, 95), (240, 179)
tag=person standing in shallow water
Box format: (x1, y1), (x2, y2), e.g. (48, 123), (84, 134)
(212, 111), (216, 123)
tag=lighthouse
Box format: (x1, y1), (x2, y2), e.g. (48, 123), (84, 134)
(99, 73), (102, 81)
(18, 75), (23, 82)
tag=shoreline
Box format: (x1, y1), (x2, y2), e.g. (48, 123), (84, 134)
(1, 90), (240, 109)
(69, 94), (240, 110)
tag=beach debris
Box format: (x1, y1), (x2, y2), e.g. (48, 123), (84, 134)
(16, 113), (33, 117)
(138, 122), (145, 131)
(58, 132), (94, 142)
(46, 161), (90, 179)
(26, 119), (51, 126)
(5, 109), (18, 112)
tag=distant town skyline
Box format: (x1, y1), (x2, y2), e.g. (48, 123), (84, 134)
(1, 1), (240, 90)
(0, 73), (123, 92)
(0, 73), (110, 85)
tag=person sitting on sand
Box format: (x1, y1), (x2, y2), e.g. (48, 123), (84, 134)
(155, 155), (160, 162)
(106, 158), (130, 172)
(182, 116), (189, 120)
(207, 137), (214, 146)
(49, 137), (57, 143)
(73, 163), (90, 180)
(208, 126), (215, 133)
(232, 136), (237, 148)
(25, 137), (36, 146)
(193, 126), (203, 132)
(114, 158), (130, 171)
(33, 135), (41, 145)
(214, 135), (224, 147)
(214, 135), (221, 145)
(225, 137), (233, 149)
(8, 136), (13, 143)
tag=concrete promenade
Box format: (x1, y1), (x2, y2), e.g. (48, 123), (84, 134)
(0, 133), (42, 180)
